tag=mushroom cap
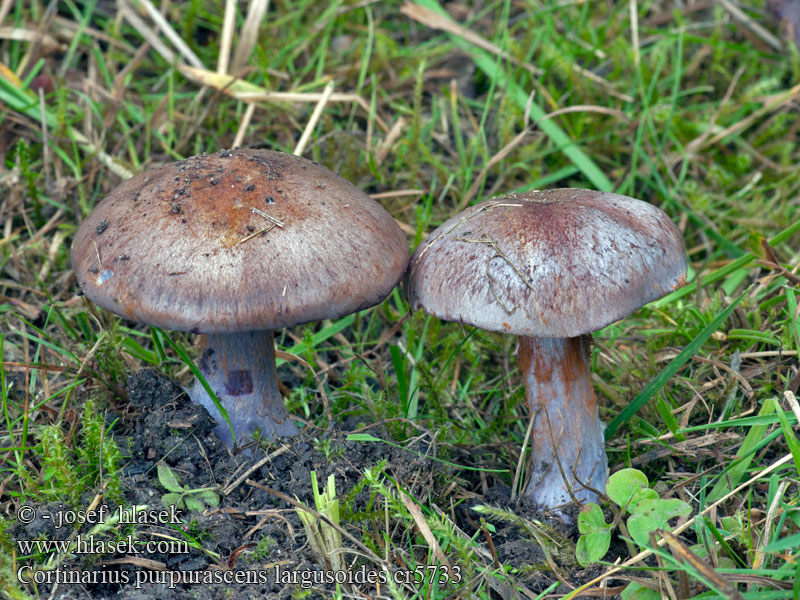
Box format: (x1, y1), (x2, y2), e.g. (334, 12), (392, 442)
(71, 149), (409, 333)
(406, 189), (687, 338)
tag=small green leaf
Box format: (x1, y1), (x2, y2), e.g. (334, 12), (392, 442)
(200, 490), (220, 507)
(162, 492), (183, 509)
(347, 433), (383, 442)
(578, 504), (609, 533)
(607, 468), (654, 511)
(621, 582), (661, 600)
(157, 462), (185, 493)
(656, 398), (686, 442)
(185, 497), (205, 512)
(576, 504), (612, 566)
(627, 498), (691, 548)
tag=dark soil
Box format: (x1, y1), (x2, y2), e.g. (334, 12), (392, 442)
(11, 369), (627, 599)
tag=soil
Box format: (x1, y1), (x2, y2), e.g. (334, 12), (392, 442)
(11, 369), (628, 599)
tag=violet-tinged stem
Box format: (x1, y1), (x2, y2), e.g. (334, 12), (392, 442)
(189, 330), (298, 446)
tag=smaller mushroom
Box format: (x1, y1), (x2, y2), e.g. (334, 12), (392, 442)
(71, 149), (409, 447)
(406, 189), (687, 511)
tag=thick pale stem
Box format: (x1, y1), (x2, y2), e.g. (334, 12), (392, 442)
(518, 335), (607, 508)
(188, 330), (298, 446)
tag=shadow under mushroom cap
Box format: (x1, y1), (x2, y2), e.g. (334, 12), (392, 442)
(71, 149), (409, 333)
(407, 189), (687, 338)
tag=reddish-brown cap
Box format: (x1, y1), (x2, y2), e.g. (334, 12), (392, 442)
(407, 189), (687, 337)
(71, 149), (409, 333)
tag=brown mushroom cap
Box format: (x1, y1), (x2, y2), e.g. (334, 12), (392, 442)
(71, 149), (409, 333)
(407, 189), (687, 338)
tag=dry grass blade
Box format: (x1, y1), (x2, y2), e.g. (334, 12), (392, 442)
(684, 66), (745, 156)
(232, 102), (257, 148)
(0, 0), (15, 23)
(401, 1), (633, 102)
(119, 1), (176, 67)
(718, 0), (782, 50)
(695, 81), (800, 151)
(375, 116), (407, 165)
(784, 390), (800, 422)
(753, 479), (790, 570)
(511, 410), (537, 502)
(0, 27), (62, 52)
(177, 64), (388, 131)
(400, 2), (541, 76)
(460, 128), (530, 209)
(650, 530), (679, 600)
(231, 0), (270, 75)
(398, 490), (451, 569)
(659, 529), (746, 600)
(629, 0), (641, 67)
(217, 0), (237, 74)
(538, 104), (630, 124)
(294, 81), (335, 156)
(132, 0), (205, 68)
(369, 189), (423, 199)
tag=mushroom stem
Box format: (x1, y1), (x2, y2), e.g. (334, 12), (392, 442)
(518, 335), (607, 508)
(188, 330), (298, 446)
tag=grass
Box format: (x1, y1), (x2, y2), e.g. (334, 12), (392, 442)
(1, 0), (799, 598)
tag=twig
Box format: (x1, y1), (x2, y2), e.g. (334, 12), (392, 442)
(251, 207), (284, 227)
(222, 444), (290, 495)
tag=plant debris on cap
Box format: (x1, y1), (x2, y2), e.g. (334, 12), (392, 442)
(407, 188), (687, 337)
(71, 149), (409, 334)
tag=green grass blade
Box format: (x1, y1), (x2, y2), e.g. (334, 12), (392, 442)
(772, 397), (800, 476)
(276, 314), (355, 367)
(389, 344), (410, 410)
(679, 411), (796, 433)
(411, 0), (614, 193)
(705, 399), (775, 504)
(605, 289), (748, 440)
(154, 328), (234, 446)
(654, 219), (800, 307)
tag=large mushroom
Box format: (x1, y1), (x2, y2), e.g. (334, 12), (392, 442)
(72, 149), (408, 446)
(406, 189), (687, 509)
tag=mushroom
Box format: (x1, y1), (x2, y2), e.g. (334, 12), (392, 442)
(406, 189), (687, 510)
(71, 149), (409, 446)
